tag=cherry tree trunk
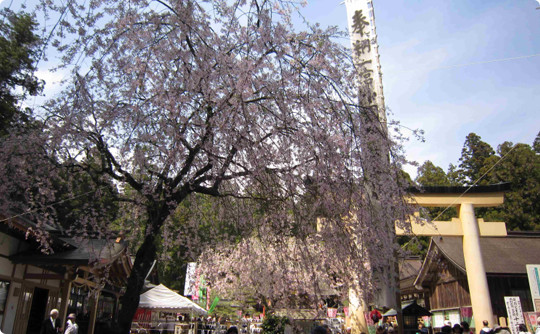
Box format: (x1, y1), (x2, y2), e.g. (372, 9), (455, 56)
(116, 226), (158, 334)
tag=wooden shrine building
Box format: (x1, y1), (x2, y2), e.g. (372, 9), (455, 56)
(411, 232), (538, 329)
(0, 214), (132, 334)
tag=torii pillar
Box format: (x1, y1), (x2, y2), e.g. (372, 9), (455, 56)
(397, 184), (510, 333)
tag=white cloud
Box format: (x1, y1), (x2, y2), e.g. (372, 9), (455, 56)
(21, 69), (68, 112)
(38, 68), (69, 97)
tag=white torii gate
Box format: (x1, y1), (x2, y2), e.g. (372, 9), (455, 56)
(398, 186), (508, 333)
(347, 185), (508, 334)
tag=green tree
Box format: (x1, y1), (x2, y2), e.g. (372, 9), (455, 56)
(261, 314), (289, 334)
(0, 9), (43, 135)
(480, 142), (540, 230)
(453, 133), (539, 230)
(157, 194), (236, 292)
(415, 161), (451, 186)
(405, 161), (455, 257)
(447, 163), (463, 186)
(397, 235), (430, 258)
(414, 160), (457, 221)
(458, 133), (495, 185)
(0, 8), (119, 243)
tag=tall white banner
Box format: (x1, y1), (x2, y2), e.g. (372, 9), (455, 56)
(184, 262), (197, 297)
(505, 296), (524, 334)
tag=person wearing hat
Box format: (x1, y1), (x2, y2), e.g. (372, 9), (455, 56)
(65, 313), (79, 334)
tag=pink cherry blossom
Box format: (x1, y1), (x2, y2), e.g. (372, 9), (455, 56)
(0, 1), (415, 332)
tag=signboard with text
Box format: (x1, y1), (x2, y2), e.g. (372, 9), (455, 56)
(505, 296), (525, 334)
(526, 265), (540, 312)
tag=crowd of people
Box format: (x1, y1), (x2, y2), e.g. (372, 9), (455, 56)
(368, 316), (540, 334)
(432, 320), (475, 334)
(188, 316), (540, 334)
(20, 309), (539, 334)
(427, 319), (539, 334)
(218, 319), (539, 334)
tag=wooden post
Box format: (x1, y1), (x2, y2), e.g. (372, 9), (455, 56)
(59, 268), (75, 328)
(59, 279), (72, 328)
(87, 291), (101, 334)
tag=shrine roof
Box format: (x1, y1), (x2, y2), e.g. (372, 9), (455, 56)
(414, 232), (540, 287)
(432, 232), (540, 275)
(10, 238), (127, 265)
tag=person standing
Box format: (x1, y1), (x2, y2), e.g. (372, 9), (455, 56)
(452, 324), (463, 334)
(518, 324), (530, 334)
(493, 325), (512, 334)
(370, 308), (382, 325)
(381, 316), (393, 333)
(461, 322), (473, 334)
(480, 321), (492, 334)
(65, 313), (79, 334)
(418, 322), (429, 334)
(40, 309), (62, 334)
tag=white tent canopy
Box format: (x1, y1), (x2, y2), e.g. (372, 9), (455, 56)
(138, 284), (208, 315)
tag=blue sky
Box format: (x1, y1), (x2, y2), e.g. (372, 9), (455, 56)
(3, 0), (539, 178)
(301, 0), (540, 177)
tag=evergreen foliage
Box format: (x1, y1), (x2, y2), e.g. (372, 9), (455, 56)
(415, 161), (451, 187)
(458, 133), (495, 185)
(261, 314), (289, 334)
(415, 132), (540, 232)
(479, 142), (540, 230)
(0, 9), (43, 135)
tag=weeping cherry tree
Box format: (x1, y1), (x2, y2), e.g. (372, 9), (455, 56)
(0, 0), (413, 332)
